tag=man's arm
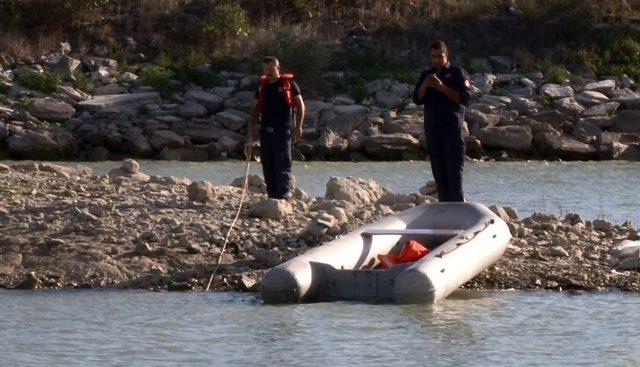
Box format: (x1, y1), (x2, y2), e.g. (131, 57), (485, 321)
(248, 99), (258, 143)
(431, 75), (461, 104)
(412, 71), (429, 105)
(293, 95), (305, 142)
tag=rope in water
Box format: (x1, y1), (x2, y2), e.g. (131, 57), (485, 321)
(205, 144), (253, 292)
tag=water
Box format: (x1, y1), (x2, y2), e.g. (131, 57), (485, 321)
(9, 159), (638, 224)
(1, 290), (639, 366)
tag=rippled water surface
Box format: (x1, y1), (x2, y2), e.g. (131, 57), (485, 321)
(27, 159), (638, 224)
(1, 290), (639, 366)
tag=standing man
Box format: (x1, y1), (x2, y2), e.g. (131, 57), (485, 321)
(248, 56), (305, 199)
(413, 41), (471, 202)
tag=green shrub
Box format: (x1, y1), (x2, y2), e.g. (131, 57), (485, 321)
(202, 3), (250, 41)
(600, 38), (640, 78)
(140, 65), (175, 98)
(0, 82), (10, 95)
(0, 95), (10, 106)
(72, 72), (96, 95)
(255, 27), (331, 92)
(350, 84), (368, 103)
(544, 66), (569, 84)
(172, 51), (220, 88)
(17, 70), (62, 93)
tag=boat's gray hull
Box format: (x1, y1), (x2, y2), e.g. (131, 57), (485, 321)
(261, 202), (511, 304)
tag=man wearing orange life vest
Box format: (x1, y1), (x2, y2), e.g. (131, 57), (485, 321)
(248, 56), (306, 199)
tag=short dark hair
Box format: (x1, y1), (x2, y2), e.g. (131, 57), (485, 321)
(430, 41), (448, 54)
(263, 56), (279, 65)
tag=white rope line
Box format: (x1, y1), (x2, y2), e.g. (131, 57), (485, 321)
(205, 145), (253, 292)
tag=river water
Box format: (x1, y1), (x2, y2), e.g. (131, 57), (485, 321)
(33, 159), (640, 224)
(2, 160), (639, 366)
(1, 290), (639, 366)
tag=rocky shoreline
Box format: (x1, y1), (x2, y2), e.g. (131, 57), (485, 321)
(1, 46), (640, 163)
(0, 159), (639, 294)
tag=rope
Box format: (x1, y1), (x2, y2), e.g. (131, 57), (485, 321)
(205, 144), (253, 292)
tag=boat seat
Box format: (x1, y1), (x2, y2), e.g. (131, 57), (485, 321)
(361, 229), (463, 238)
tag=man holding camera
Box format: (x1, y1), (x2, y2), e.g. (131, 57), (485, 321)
(413, 41), (471, 202)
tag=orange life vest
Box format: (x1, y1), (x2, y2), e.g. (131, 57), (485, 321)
(377, 240), (430, 269)
(257, 73), (295, 112)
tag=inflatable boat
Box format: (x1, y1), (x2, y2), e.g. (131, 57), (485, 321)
(260, 202), (511, 304)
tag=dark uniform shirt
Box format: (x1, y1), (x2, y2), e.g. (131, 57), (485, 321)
(255, 78), (301, 130)
(412, 62), (470, 130)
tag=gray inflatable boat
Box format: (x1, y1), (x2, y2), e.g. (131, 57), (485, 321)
(260, 202), (511, 304)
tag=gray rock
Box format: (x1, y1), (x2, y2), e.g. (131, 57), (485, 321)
(94, 85), (128, 95)
(572, 121), (602, 145)
(121, 158), (140, 174)
(592, 219), (614, 232)
(135, 243), (154, 256)
(8, 130), (77, 159)
(579, 116), (615, 130)
(0, 164), (10, 173)
(510, 97), (540, 115)
(550, 246), (569, 257)
(78, 93), (161, 113)
(187, 181), (215, 203)
(125, 131), (153, 157)
(531, 110), (571, 130)
(471, 74), (495, 94)
(325, 176), (387, 206)
(476, 126), (532, 151)
(533, 132), (597, 160)
(540, 84), (574, 99)
(150, 130), (185, 150)
(488, 56), (513, 73)
(215, 109), (247, 131)
(466, 109), (500, 132)
(0, 121), (8, 139)
(553, 97), (585, 116)
(317, 129), (348, 157)
(177, 101), (208, 118)
(320, 104), (369, 136)
(51, 55), (81, 81)
(618, 255), (640, 270)
(375, 90), (403, 109)
(364, 133), (420, 159)
(55, 85), (90, 103)
(249, 198), (292, 219)
(348, 130), (368, 150)
(584, 80), (616, 95)
(184, 89), (224, 113)
(27, 97), (75, 121)
(576, 91), (609, 107)
(582, 102), (619, 117)
(230, 174), (267, 194)
(107, 168), (150, 182)
(610, 111), (640, 133)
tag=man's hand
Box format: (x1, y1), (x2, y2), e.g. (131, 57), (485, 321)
(426, 74), (445, 91)
(294, 125), (303, 142)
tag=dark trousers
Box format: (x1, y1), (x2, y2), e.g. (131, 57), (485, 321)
(426, 125), (465, 202)
(260, 128), (292, 199)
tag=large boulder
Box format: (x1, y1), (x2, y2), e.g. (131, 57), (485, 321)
(320, 104), (369, 136)
(124, 131), (153, 157)
(27, 97), (75, 121)
(317, 129), (348, 158)
(325, 176), (387, 206)
(531, 110), (571, 130)
(184, 89), (224, 113)
(583, 79), (616, 95)
(540, 84), (574, 99)
(553, 97), (585, 117)
(375, 90), (403, 109)
(571, 121), (602, 145)
(78, 92), (161, 113)
(582, 102), (620, 117)
(610, 110), (640, 133)
(175, 122), (244, 144)
(364, 133), (421, 160)
(150, 130), (185, 150)
(7, 130), (77, 159)
(576, 91), (609, 107)
(215, 109), (247, 131)
(249, 198), (292, 219)
(187, 181), (215, 203)
(533, 132), (597, 160)
(476, 126), (532, 151)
